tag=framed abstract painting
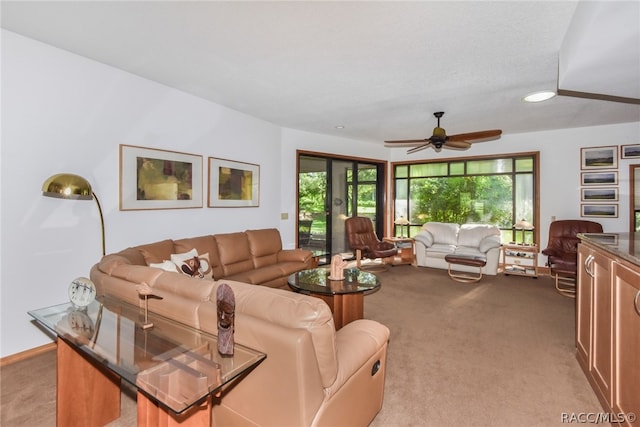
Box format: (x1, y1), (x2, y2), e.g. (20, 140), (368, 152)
(208, 157), (260, 207)
(120, 144), (203, 210)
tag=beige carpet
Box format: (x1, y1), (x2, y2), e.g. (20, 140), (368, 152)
(1, 265), (602, 426)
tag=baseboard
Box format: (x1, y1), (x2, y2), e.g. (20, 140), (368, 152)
(0, 342), (56, 367)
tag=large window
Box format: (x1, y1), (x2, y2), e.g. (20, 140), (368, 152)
(393, 152), (539, 244)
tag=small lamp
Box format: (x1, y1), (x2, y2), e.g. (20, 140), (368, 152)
(41, 173), (106, 256)
(513, 219), (534, 245)
(394, 216), (410, 238)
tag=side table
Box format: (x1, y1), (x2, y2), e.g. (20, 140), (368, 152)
(501, 243), (539, 278)
(383, 237), (416, 266)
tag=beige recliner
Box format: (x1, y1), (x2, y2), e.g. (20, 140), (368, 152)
(199, 281), (390, 427)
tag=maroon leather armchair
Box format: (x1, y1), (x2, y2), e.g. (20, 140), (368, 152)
(541, 219), (603, 297)
(345, 216), (398, 269)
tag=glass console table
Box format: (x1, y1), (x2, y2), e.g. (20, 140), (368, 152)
(29, 295), (265, 427)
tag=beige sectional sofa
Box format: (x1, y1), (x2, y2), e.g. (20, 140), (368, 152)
(414, 222), (502, 275)
(90, 228), (390, 426)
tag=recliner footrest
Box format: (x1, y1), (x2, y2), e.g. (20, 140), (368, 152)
(444, 254), (487, 283)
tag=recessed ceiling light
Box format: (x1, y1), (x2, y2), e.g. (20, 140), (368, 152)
(523, 91), (556, 103)
(334, 125), (345, 129)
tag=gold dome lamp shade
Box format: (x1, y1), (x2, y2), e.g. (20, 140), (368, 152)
(41, 173), (106, 256)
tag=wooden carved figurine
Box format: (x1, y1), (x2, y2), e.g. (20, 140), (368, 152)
(328, 254), (348, 280)
(217, 283), (235, 356)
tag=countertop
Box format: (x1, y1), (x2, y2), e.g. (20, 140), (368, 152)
(578, 232), (640, 267)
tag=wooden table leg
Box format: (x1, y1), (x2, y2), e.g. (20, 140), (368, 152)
(137, 392), (212, 427)
(57, 339), (120, 426)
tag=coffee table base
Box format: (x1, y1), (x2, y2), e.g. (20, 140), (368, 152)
(314, 293), (364, 330)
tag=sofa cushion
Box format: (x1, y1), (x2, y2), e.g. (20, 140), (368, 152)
(214, 232), (254, 276)
(152, 271), (215, 302)
(246, 228), (282, 268)
(414, 230), (434, 247)
(453, 246), (486, 258)
(138, 239), (176, 265)
(479, 235), (501, 253)
(422, 222), (459, 245)
(425, 243), (456, 254)
(458, 224), (501, 248)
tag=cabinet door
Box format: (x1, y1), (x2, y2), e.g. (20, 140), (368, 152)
(612, 262), (640, 426)
(590, 250), (612, 405)
(576, 245), (594, 368)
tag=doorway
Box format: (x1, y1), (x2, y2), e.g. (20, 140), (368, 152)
(297, 152), (386, 265)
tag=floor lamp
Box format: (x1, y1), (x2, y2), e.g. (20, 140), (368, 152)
(42, 173), (106, 256)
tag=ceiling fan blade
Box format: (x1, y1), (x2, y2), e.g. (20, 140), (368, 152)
(443, 140), (472, 150)
(407, 142), (432, 154)
(448, 130), (502, 142)
(384, 139), (430, 147)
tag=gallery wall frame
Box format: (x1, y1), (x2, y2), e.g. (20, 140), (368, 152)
(580, 145), (618, 170)
(120, 144), (203, 210)
(621, 144), (640, 159)
(580, 187), (619, 202)
(581, 171), (618, 186)
(581, 203), (618, 218)
(208, 157), (260, 207)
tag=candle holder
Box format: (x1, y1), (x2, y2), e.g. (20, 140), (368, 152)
(135, 282), (155, 330)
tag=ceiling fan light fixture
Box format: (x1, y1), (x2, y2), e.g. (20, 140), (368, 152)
(522, 91), (556, 103)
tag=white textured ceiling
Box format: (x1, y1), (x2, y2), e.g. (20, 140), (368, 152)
(2, 1), (639, 144)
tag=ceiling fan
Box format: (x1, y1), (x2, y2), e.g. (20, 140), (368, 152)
(385, 112), (502, 154)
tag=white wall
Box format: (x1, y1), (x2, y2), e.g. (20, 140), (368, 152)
(1, 30), (283, 357)
(2, 30), (639, 358)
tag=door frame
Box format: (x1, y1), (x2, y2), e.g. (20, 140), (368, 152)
(296, 150), (389, 260)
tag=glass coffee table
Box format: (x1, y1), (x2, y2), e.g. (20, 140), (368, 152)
(287, 268), (381, 329)
(29, 295), (265, 427)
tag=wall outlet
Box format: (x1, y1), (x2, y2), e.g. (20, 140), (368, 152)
(281, 212), (289, 220)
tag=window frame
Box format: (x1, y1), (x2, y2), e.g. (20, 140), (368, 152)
(391, 151), (540, 244)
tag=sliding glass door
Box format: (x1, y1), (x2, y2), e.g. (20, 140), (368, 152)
(298, 152), (386, 265)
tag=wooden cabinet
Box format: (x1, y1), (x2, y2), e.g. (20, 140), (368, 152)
(577, 244), (612, 405)
(577, 241), (640, 426)
(500, 244), (539, 277)
(612, 262), (640, 425)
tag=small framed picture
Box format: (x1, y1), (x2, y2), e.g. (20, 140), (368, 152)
(581, 204), (618, 218)
(581, 146), (618, 170)
(208, 157), (260, 207)
(120, 144), (203, 210)
(581, 171), (618, 186)
(581, 187), (618, 202)
(621, 144), (640, 159)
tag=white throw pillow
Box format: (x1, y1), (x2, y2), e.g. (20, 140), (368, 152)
(149, 260), (179, 273)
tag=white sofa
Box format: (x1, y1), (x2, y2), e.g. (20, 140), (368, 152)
(414, 222), (502, 275)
